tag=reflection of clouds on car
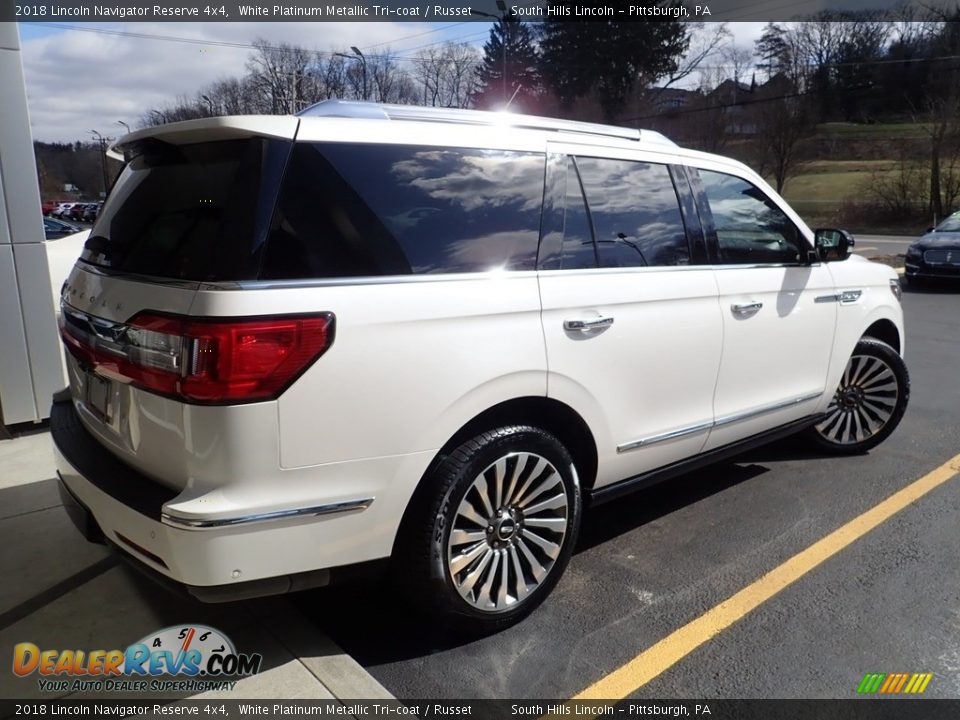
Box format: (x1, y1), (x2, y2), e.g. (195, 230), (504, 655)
(700, 170), (801, 262)
(574, 157), (689, 267)
(431, 229), (539, 274)
(383, 206), (443, 233)
(390, 150), (544, 214)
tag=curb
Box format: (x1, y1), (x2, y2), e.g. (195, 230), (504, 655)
(247, 597), (395, 702)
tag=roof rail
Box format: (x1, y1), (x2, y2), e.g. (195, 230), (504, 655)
(296, 99), (675, 146)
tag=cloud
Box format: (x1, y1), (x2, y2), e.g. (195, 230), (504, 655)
(18, 21), (449, 142)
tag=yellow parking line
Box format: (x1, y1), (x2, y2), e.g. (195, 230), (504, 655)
(574, 452), (960, 700)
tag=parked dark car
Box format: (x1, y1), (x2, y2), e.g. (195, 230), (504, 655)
(68, 204), (92, 222)
(43, 217), (81, 240)
(81, 203), (101, 223)
(905, 211), (960, 283)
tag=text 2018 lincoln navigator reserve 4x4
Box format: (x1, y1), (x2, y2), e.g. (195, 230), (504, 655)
(53, 101), (909, 631)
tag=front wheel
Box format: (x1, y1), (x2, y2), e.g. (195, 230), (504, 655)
(394, 426), (582, 633)
(808, 337), (910, 454)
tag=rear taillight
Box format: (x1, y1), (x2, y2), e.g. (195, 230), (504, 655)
(60, 309), (334, 404)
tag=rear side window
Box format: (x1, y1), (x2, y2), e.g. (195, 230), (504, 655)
(575, 157), (690, 268)
(261, 143), (545, 278)
(82, 139), (289, 281)
(539, 155), (691, 270)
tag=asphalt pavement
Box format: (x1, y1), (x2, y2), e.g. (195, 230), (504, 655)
(294, 281), (960, 700)
(0, 435), (393, 702)
(852, 235), (915, 259)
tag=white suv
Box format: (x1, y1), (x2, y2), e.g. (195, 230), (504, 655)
(53, 101), (909, 631)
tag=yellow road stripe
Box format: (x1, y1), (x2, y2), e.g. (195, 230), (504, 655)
(903, 674), (919, 693)
(918, 673), (933, 693)
(574, 453), (960, 700)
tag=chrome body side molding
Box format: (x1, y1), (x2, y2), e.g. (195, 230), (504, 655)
(617, 391), (824, 453)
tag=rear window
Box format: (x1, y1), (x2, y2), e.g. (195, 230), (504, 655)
(260, 143), (545, 278)
(82, 139), (289, 281)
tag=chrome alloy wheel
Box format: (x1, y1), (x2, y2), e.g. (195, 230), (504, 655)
(446, 452), (569, 612)
(816, 354), (900, 445)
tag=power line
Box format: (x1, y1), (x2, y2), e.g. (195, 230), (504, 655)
(41, 22), (482, 60)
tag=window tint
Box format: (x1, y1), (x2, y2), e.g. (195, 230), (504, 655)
(559, 158), (596, 269)
(82, 139), (288, 281)
(575, 157), (689, 268)
(261, 144), (544, 279)
(699, 170), (805, 264)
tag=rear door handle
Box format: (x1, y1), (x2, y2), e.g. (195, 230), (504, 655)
(731, 302), (763, 318)
(564, 316), (615, 332)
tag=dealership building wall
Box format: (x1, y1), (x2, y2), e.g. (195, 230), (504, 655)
(0, 23), (67, 427)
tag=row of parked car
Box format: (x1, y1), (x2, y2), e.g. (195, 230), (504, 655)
(43, 201), (102, 223)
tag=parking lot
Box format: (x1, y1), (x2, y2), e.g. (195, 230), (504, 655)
(290, 281), (960, 700)
(2, 278), (957, 703)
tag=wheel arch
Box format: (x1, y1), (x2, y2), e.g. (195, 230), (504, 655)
(862, 318), (901, 355)
(391, 396), (598, 556)
(431, 396), (597, 492)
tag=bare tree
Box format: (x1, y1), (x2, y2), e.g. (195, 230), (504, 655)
(660, 23), (730, 91)
(754, 96), (812, 193)
(246, 38), (314, 113)
(344, 50), (415, 104)
(412, 42), (480, 108)
(721, 43), (753, 87)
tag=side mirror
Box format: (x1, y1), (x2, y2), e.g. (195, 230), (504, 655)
(814, 228), (855, 262)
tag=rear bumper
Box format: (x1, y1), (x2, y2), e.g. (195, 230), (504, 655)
(51, 397), (429, 598)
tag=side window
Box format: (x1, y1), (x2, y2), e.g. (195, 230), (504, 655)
(575, 157), (690, 268)
(261, 143), (544, 279)
(559, 157), (596, 269)
(698, 170), (806, 264)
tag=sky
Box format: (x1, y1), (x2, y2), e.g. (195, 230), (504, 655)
(15, 21), (766, 143)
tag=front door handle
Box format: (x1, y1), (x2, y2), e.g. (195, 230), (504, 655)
(564, 316), (615, 332)
(731, 302), (763, 318)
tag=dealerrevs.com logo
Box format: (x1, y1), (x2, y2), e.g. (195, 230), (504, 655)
(12, 625), (262, 693)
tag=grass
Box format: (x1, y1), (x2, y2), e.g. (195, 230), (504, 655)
(779, 160), (928, 235)
(815, 122), (932, 139)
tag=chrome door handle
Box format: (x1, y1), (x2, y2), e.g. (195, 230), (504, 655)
(731, 302), (763, 318)
(564, 316), (615, 332)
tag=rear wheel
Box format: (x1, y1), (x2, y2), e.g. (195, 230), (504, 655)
(394, 426), (581, 633)
(808, 337), (909, 454)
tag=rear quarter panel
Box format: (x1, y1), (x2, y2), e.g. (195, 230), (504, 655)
(190, 275), (547, 469)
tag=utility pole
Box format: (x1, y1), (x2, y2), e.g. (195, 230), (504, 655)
(89, 129), (111, 199)
(336, 47), (368, 100)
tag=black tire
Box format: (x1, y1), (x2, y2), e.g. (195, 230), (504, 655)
(807, 337), (909, 454)
(393, 425), (582, 633)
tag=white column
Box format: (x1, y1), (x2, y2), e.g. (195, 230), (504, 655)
(0, 23), (66, 425)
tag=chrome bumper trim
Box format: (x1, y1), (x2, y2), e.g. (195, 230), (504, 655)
(161, 498), (374, 530)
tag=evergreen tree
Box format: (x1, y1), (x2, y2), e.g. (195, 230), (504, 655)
(471, 14), (541, 112)
(538, 6), (689, 121)
(754, 23), (791, 81)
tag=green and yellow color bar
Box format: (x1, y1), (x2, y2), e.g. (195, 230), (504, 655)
(857, 673), (933, 694)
